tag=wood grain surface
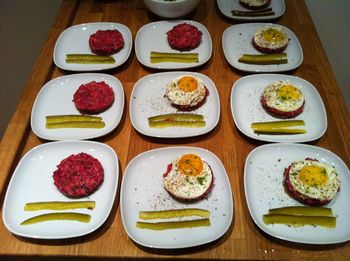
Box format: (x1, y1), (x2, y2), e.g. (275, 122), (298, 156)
(0, 0), (349, 260)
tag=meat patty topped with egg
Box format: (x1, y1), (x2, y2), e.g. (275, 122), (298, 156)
(284, 158), (340, 206)
(239, 0), (271, 9)
(163, 154), (214, 202)
(261, 81), (305, 118)
(253, 26), (289, 53)
(166, 75), (209, 111)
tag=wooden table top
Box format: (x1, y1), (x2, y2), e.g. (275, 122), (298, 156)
(0, 0), (349, 259)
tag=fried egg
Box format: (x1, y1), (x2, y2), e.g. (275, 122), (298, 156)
(253, 26), (289, 52)
(163, 154), (213, 201)
(262, 81), (304, 113)
(288, 159), (340, 201)
(166, 75), (207, 109)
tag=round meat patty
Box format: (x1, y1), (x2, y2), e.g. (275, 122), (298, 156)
(167, 23), (202, 51)
(252, 26), (289, 54)
(89, 29), (124, 55)
(53, 153), (104, 198)
(239, 0), (271, 9)
(73, 81), (114, 114)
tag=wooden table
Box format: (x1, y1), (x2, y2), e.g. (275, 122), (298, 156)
(0, 0), (349, 259)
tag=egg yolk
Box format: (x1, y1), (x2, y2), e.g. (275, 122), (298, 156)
(277, 85), (301, 101)
(178, 76), (198, 92)
(262, 28), (286, 43)
(178, 154), (203, 176)
(299, 165), (328, 187)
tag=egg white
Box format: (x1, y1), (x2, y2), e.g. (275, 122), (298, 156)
(163, 156), (213, 200)
(253, 26), (288, 50)
(262, 81), (304, 112)
(288, 159), (340, 201)
(166, 75), (206, 107)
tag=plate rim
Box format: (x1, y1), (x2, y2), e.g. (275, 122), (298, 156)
(244, 142), (350, 244)
(222, 22), (303, 73)
(134, 20), (212, 70)
(31, 72), (125, 141)
(129, 71), (221, 138)
(53, 22), (133, 72)
(120, 145), (234, 249)
(230, 73), (327, 143)
(2, 140), (119, 239)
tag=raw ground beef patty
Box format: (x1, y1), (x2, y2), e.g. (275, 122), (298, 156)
(89, 29), (124, 55)
(166, 23), (202, 51)
(73, 81), (114, 114)
(53, 152), (104, 198)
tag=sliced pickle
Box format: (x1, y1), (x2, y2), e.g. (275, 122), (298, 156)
(46, 115), (103, 124)
(20, 212), (91, 225)
(231, 8), (275, 17)
(268, 206), (333, 216)
(148, 120), (206, 128)
(66, 59), (115, 64)
(150, 51), (199, 59)
(253, 128), (306, 134)
(251, 120), (305, 129)
(136, 219), (210, 230)
(24, 201), (96, 211)
(148, 113), (204, 123)
(46, 121), (105, 129)
(139, 208), (210, 220)
(238, 53), (288, 65)
(66, 54), (115, 61)
(150, 57), (198, 64)
(263, 214), (336, 228)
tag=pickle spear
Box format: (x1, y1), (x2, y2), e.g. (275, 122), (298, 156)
(148, 120), (206, 128)
(24, 201), (96, 211)
(238, 53), (288, 65)
(232, 8), (275, 17)
(251, 120), (305, 129)
(65, 54), (115, 64)
(150, 51), (199, 63)
(139, 208), (210, 220)
(20, 212), (91, 225)
(150, 52), (198, 59)
(268, 206), (333, 216)
(136, 218), (210, 230)
(46, 121), (105, 129)
(263, 214), (336, 228)
(148, 113), (204, 123)
(46, 115), (103, 124)
(253, 128), (306, 134)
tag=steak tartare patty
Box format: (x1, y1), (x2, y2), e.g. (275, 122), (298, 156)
(283, 158), (340, 206)
(53, 153), (104, 198)
(166, 75), (209, 111)
(239, 0), (271, 9)
(167, 23), (202, 51)
(73, 81), (114, 114)
(261, 81), (304, 118)
(163, 154), (214, 202)
(89, 29), (124, 55)
(253, 26), (289, 53)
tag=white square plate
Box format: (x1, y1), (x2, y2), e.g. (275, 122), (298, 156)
(120, 146), (233, 249)
(244, 143), (350, 244)
(31, 73), (125, 141)
(230, 74), (327, 142)
(130, 72), (220, 138)
(53, 22), (132, 71)
(2, 140), (119, 239)
(135, 20), (212, 70)
(222, 23), (303, 72)
(217, 0), (285, 21)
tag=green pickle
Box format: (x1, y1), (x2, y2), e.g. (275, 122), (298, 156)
(263, 214), (336, 228)
(253, 128), (307, 135)
(139, 208), (210, 220)
(20, 212), (91, 225)
(24, 201), (96, 211)
(46, 121), (105, 129)
(46, 115), (103, 124)
(136, 218), (211, 230)
(148, 113), (206, 128)
(65, 54), (115, 64)
(150, 51), (199, 63)
(148, 120), (205, 128)
(231, 8), (275, 17)
(238, 53), (288, 65)
(268, 206), (333, 216)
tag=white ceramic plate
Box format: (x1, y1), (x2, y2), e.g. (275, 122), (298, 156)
(2, 140), (119, 239)
(130, 72), (220, 138)
(244, 143), (350, 244)
(53, 22), (132, 71)
(217, 0), (285, 21)
(120, 146), (233, 249)
(135, 20), (212, 69)
(222, 23), (303, 72)
(31, 73), (125, 141)
(230, 74), (327, 142)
